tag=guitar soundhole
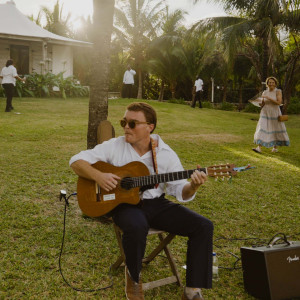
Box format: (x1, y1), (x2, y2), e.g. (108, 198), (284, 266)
(120, 177), (134, 190)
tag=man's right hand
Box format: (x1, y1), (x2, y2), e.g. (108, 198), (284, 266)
(95, 172), (120, 192)
(71, 160), (120, 192)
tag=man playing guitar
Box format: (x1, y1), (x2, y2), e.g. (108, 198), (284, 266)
(70, 102), (213, 300)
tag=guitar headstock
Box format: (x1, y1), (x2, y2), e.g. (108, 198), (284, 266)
(206, 164), (237, 180)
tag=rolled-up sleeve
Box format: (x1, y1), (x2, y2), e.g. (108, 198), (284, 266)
(162, 149), (196, 203)
(69, 139), (115, 166)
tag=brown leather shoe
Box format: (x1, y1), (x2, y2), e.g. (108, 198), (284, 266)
(182, 289), (204, 300)
(125, 266), (144, 300)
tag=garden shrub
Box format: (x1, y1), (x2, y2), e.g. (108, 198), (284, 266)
(0, 86), (4, 97)
(202, 101), (213, 109)
(167, 98), (186, 105)
(243, 103), (261, 113)
(287, 97), (300, 114)
(218, 102), (235, 111)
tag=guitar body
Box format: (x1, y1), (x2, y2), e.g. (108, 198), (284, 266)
(77, 161), (150, 217)
(77, 160), (236, 218)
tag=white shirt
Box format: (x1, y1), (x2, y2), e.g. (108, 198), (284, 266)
(194, 78), (203, 92)
(69, 134), (195, 202)
(123, 69), (136, 84)
(0, 65), (18, 86)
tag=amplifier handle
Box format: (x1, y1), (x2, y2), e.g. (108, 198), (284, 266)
(267, 233), (291, 247)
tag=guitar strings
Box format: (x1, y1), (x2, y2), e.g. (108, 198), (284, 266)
(119, 167), (233, 185)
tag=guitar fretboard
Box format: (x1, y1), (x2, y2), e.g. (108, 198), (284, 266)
(131, 168), (207, 188)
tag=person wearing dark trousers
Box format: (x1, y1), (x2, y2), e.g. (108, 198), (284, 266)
(0, 59), (25, 112)
(123, 65), (136, 98)
(70, 102), (213, 300)
(191, 76), (204, 108)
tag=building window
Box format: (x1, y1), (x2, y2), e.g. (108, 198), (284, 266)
(10, 45), (29, 75)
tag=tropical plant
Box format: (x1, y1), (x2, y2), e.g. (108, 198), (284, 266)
(181, 27), (216, 101)
(21, 73), (58, 98)
(14, 73), (88, 99)
(146, 8), (187, 100)
(147, 39), (186, 99)
(27, 11), (42, 26)
(114, 0), (166, 99)
(73, 15), (93, 41)
(40, 0), (72, 37)
(279, 32), (300, 112)
(108, 40), (131, 94)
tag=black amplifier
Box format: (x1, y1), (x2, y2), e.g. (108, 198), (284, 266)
(241, 236), (300, 300)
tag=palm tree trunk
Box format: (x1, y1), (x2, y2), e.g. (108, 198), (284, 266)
(238, 79), (243, 111)
(137, 68), (143, 99)
(170, 82), (176, 99)
(87, 0), (115, 149)
(158, 79), (165, 101)
(262, 37), (269, 81)
(222, 80), (228, 102)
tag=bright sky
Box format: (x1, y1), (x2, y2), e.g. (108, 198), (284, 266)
(5, 0), (226, 30)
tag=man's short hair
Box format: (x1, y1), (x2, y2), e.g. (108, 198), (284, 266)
(126, 102), (157, 133)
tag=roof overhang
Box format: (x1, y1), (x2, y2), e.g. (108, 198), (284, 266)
(0, 33), (92, 47)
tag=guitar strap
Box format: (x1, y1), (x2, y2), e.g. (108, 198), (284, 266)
(150, 137), (159, 188)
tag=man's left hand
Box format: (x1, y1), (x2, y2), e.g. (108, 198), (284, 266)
(190, 164), (207, 190)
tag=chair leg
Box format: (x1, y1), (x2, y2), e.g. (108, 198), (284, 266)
(158, 233), (182, 287)
(143, 233), (182, 288)
(142, 233), (175, 263)
(112, 224), (125, 270)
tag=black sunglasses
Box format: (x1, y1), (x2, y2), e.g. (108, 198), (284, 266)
(120, 119), (149, 129)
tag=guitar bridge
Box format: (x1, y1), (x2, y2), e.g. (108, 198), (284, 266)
(95, 183), (101, 202)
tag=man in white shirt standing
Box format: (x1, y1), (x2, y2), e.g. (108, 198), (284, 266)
(123, 65), (136, 98)
(191, 76), (204, 108)
(70, 102), (213, 300)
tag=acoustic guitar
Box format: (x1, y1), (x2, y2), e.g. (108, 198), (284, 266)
(77, 161), (237, 217)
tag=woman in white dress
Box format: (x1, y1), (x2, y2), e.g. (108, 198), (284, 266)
(252, 76), (290, 153)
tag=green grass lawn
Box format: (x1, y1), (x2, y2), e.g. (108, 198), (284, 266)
(0, 97), (299, 299)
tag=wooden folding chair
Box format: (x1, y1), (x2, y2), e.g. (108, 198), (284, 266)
(112, 225), (182, 290)
(97, 120), (182, 290)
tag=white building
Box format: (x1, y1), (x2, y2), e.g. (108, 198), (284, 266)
(0, 1), (91, 77)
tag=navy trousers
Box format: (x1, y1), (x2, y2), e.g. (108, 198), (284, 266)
(191, 91), (202, 108)
(2, 83), (14, 111)
(112, 196), (213, 288)
(123, 84), (133, 98)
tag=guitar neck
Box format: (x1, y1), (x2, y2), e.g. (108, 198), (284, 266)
(131, 168), (207, 188)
